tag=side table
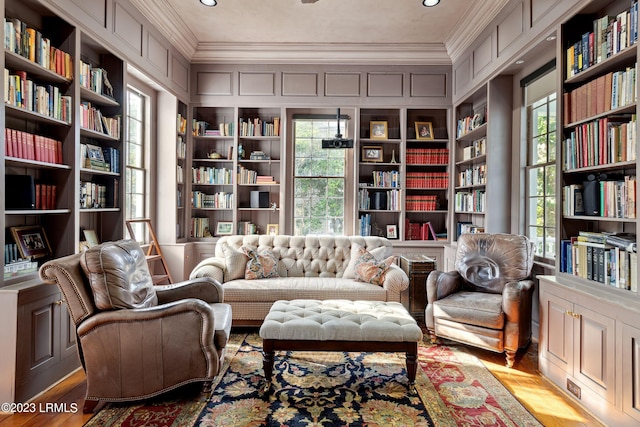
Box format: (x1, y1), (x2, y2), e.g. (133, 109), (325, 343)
(400, 254), (436, 323)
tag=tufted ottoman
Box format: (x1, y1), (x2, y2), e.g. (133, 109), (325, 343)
(259, 299), (423, 391)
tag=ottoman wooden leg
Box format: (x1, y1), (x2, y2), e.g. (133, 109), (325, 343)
(262, 339), (274, 394)
(406, 342), (418, 394)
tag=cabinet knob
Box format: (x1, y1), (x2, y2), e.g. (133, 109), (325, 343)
(54, 299), (65, 305)
(566, 310), (580, 319)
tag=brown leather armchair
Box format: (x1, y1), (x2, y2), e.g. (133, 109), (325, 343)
(425, 233), (535, 367)
(39, 239), (232, 413)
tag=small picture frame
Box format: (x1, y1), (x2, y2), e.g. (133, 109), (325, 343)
(83, 229), (99, 247)
(216, 221), (233, 236)
(11, 225), (52, 259)
(386, 225), (398, 239)
(362, 146), (383, 162)
(86, 143), (105, 162)
(266, 224), (279, 236)
(370, 121), (388, 139)
(415, 122), (434, 140)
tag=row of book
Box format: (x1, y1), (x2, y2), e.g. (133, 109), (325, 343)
(177, 114), (187, 134)
(370, 170), (400, 188)
(406, 148), (449, 165)
(191, 191), (234, 209)
(563, 66), (637, 126)
(237, 166), (277, 185)
(461, 138), (486, 161)
(566, 1), (638, 78)
(562, 114), (636, 170)
(406, 195), (438, 211)
(456, 109), (486, 138)
(238, 221), (258, 235)
(456, 221), (485, 239)
(177, 165), (184, 184)
(458, 164), (486, 187)
(79, 61), (113, 98)
(191, 217), (212, 238)
(238, 117), (280, 137)
(559, 231), (637, 291)
(177, 135), (186, 159)
(80, 180), (118, 209)
(406, 172), (448, 189)
(564, 176), (636, 219)
(4, 128), (63, 164)
(193, 120), (235, 137)
(4, 17), (73, 79)
(358, 214), (373, 236)
(35, 184), (57, 210)
(4, 69), (72, 122)
(80, 143), (120, 173)
(405, 220), (438, 241)
(192, 166), (233, 185)
(454, 189), (486, 213)
(357, 189), (400, 211)
(79, 102), (121, 138)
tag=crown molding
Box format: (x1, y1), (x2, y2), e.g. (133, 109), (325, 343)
(129, 0), (198, 59)
(191, 42), (451, 65)
(444, 0), (510, 64)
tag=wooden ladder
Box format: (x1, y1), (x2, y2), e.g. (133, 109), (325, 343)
(125, 219), (173, 285)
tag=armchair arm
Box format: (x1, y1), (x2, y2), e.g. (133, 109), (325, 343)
(425, 271), (463, 332)
(189, 257), (225, 283)
(381, 264), (409, 302)
(155, 277), (224, 305)
(502, 279), (535, 351)
(77, 299), (220, 400)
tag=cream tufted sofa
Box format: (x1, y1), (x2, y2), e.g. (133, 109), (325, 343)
(189, 235), (409, 326)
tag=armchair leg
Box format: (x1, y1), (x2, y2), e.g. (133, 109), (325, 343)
(505, 350), (516, 368)
(83, 399), (99, 413)
(428, 330), (439, 344)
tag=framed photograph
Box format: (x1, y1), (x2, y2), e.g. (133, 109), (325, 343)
(370, 121), (388, 139)
(216, 221), (233, 236)
(83, 229), (99, 247)
(415, 122), (434, 140)
(85, 143), (105, 162)
(362, 146), (383, 162)
(386, 225), (398, 239)
(11, 225), (52, 259)
(266, 224), (279, 236)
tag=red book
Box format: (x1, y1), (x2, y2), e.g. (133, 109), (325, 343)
(35, 184), (42, 210)
(35, 135), (42, 162)
(46, 184), (53, 210)
(5, 128), (12, 157)
(11, 129), (19, 158)
(56, 139), (63, 164)
(51, 185), (57, 209)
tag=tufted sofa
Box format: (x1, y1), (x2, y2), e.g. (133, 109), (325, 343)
(189, 235), (409, 326)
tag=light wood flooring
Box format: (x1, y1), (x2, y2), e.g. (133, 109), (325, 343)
(0, 339), (604, 426)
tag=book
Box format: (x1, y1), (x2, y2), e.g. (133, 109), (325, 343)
(605, 233), (637, 252)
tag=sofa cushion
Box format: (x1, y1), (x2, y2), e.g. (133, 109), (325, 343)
(242, 247), (280, 280)
(80, 239), (157, 310)
(220, 242), (248, 281)
(343, 244), (388, 279)
(355, 254), (396, 286)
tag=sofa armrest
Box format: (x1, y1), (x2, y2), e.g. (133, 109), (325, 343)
(155, 277), (224, 304)
(503, 279), (535, 351)
(381, 264), (409, 301)
(189, 257), (225, 283)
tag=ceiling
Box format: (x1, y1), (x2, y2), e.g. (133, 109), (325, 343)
(130, 0), (510, 65)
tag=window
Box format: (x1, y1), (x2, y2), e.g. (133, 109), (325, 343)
(524, 67), (556, 262)
(125, 88), (148, 242)
(293, 118), (347, 235)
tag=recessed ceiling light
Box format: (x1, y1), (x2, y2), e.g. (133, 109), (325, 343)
(515, 59), (525, 65)
(423, 0), (440, 6)
(200, 0), (217, 6)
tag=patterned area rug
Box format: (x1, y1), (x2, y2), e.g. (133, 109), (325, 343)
(85, 333), (542, 426)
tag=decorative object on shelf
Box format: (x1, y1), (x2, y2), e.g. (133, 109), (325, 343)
(370, 121), (388, 139)
(390, 149), (397, 163)
(216, 221), (233, 236)
(386, 224), (398, 239)
(250, 151), (270, 160)
(415, 122), (434, 140)
(266, 224), (279, 236)
(11, 225), (52, 259)
(362, 146), (383, 162)
(237, 144), (245, 159)
(83, 229), (100, 247)
(208, 152), (222, 159)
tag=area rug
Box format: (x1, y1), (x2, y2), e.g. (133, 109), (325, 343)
(85, 333), (542, 426)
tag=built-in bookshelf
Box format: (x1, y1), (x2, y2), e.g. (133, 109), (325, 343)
(78, 33), (124, 244)
(176, 102), (188, 239)
(559, 0), (638, 293)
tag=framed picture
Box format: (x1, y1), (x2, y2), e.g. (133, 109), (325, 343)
(216, 221), (233, 236)
(83, 229), (99, 247)
(386, 225), (398, 239)
(85, 143), (105, 162)
(370, 121), (388, 139)
(362, 146), (383, 162)
(266, 224), (279, 236)
(415, 122), (434, 140)
(11, 225), (52, 259)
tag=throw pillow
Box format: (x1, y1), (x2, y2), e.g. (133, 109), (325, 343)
(242, 246), (280, 280)
(343, 244), (388, 279)
(220, 242), (249, 281)
(354, 255), (396, 286)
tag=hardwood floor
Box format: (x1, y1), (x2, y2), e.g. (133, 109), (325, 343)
(0, 340), (604, 426)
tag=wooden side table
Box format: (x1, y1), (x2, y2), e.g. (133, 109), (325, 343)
(400, 254), (436, 323)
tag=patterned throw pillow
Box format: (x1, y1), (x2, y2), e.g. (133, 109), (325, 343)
(343, 244), (388, 279)
(242, 246), (280, 280)
(354, 249), (396, 286)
